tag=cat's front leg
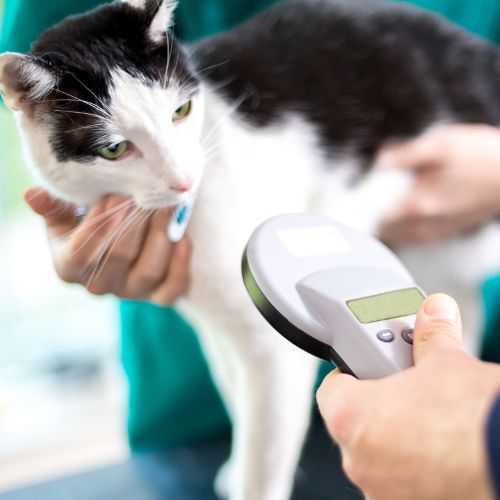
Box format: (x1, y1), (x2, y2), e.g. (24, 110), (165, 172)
(187, 300), (321, 499)
(219, 333), (318, 500)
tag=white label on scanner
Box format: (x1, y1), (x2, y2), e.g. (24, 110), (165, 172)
(278, 226), (351, 257)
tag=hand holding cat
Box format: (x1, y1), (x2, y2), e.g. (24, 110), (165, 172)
(24, 188), (192, 305)
(317, 294), (500, 500)
(377, 124), (500, 244)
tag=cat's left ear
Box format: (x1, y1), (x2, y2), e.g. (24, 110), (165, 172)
(0, 52), (58, 112)
(121, 0), (177, 43)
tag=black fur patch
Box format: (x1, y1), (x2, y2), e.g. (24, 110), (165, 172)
(28, 1), (198, 162)
(192, 0), (500, 163)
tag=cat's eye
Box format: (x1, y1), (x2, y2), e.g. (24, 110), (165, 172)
(172, 100), (192, 122)
(97, 141), (130, 160)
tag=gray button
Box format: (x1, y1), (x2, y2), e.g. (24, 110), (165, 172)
(377, 329), (395, 342)
(401, 329), (414, 345)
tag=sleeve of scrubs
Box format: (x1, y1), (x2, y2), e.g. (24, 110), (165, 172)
(487, 395), (500, 498)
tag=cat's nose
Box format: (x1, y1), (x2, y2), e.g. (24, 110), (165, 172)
(170, 180), (193, 193)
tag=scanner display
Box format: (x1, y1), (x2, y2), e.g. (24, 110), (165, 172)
(347, 288), (424, 324)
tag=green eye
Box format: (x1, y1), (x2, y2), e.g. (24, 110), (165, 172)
(172, 100), (192, 122)
(97, 141), (129, 160)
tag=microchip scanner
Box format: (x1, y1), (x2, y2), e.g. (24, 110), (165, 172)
(242, 213), (425, 379)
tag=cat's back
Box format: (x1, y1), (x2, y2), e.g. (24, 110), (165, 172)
(192, 0), (500, 154)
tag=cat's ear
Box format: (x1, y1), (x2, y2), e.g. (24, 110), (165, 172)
(0, 53), (58, 112)
(121, 0), (176, 43)
(148, 0), (177, 42)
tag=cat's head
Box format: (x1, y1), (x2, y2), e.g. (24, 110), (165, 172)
(0, 0), (204, 208)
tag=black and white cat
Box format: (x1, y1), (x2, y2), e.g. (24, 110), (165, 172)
(1, 0), (500, 498)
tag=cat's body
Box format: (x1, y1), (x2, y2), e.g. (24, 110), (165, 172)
(2, 1), (500, 498)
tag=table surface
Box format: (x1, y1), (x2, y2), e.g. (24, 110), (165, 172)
(0, 414), (362, 500)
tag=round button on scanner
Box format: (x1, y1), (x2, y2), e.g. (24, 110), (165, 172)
(401, 328), (414, 345)
(376, 329), (395, 342)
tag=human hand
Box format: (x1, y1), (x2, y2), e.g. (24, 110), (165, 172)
(25, 188), (191, 304)
(377, 124), (500, 244)
(317, 294), (500, 500)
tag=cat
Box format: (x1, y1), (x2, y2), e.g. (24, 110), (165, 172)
(2, 0), (500, 498)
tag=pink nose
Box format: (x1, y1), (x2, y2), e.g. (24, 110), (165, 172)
(170, 180), (193, 193)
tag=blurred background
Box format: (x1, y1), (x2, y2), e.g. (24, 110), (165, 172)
(0, 0), (128, 491)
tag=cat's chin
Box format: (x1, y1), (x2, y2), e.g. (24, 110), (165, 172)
(136, 192), (192, 210)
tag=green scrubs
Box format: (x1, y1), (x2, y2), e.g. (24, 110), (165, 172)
(2, 0), (500, 450)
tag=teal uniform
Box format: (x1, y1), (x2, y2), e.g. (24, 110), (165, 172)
(2, 0), (500, 450)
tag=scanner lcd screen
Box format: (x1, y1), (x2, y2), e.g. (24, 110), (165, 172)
(347, 288), (424, 324)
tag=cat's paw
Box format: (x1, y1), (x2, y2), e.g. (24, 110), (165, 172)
(214, 459), (234, 499)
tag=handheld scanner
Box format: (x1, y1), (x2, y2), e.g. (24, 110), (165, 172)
(242, 213), (425, 379)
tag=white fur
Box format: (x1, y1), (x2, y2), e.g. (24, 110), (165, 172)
(22, 63), (58, 101)
(0, 53), (58, 110)
(182, 92), (324, 499)
(6, 62), (500, 500)
(121, 0), (146, 8)
(149, 1), (176, 42)
(121, 0), (176, 42)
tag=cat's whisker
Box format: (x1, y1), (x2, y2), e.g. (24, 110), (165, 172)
(195, 60), (229, 76)
(52, 89), (110, 117)
(201, 133), (223, 155)
(200, 101), (242, 153)
(85, 206), (151, 286)
(25, 188), (57, 204)
(199, 91), (253, 169)
(66, 73), (111, 114)
(52, 108), (107, 120)
(66, 216), (124, 260)
(55, 199), (135, 244)
(165, 35), (176, 88)
(203, 147), (224, 164)
(63, 123), (103, 134)
(73, 199), (135, 231)
(47, 203), (76, 219)
(163, 33), (175, 89)
(66, 209), (132, 259)
(92, 207), (152, 282)
(170, 46), (182, 86)
(203, 75), (238, 94)
(82, 208), (141, 286)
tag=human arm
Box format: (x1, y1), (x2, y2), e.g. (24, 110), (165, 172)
(377, 124), (500, 244)
(25, 188), (191, 304)
(317, 293), (500, 500)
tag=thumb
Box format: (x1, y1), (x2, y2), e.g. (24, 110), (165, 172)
(376, 133), (439, 171)
(24, 188), (78, 235)
(413, 293), (463, 364)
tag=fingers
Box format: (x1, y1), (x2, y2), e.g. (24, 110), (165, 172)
(57, 195), (130, 283)
(84, 205), (152, 294)
(24, 188), (78, 237)
(150, 237), (192, 305)
(26, 187), (191, 302)
(124, 208), (173, 296)
(413, 294), (463, 365)
(379, 216), (454, 244)
(316, 369), (362, 447)
(376, 132), (440, 171)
